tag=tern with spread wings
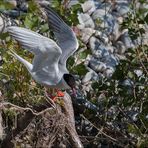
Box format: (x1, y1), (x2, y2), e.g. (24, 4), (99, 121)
(7, 5), (79, 96)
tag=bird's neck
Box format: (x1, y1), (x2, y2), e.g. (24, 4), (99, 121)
(59, 63), (68, 74)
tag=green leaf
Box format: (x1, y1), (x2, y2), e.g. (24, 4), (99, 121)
(79, 0), (86, 3)
(92, 82), (100, 89)
(0, 32), (9, 40)
(24, 13), (39, 29)
(72, 63), (88, 76)
(67, 57), (75, 67)
(0, 1), (15, 10)
(52, 0), (62, 8)
(139, 0), (146, 3)
(28, 1), (38, 12)
(128, 123), (140, 135)
(69, 4), (82, 25)
(128, 71), (134, 78)
(78, 50), (91, 59)
(71, 4), (82, 12)
(40, 23), (49, 33)
(145, 13), (148, 24)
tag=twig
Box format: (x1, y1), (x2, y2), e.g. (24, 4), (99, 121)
(0, 102), (55, 116)
(0, 112), (3, 139)
(44, 88), (56, 109)
(62, 92), (84, 148)
(136, 47), (148, 75)
(80, 114), (118, 142)
(118, 107), (143, 136)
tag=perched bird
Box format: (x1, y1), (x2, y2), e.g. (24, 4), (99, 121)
(7, 5), (79, 98)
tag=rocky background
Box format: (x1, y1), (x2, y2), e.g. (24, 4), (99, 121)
(0, 0), (148, 147)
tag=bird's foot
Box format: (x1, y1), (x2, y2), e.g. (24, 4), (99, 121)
(49, 90), (65, 102)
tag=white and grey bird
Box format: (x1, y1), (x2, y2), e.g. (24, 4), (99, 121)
(7, 5), (79, 92)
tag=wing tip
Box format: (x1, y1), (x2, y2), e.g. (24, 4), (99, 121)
(7, 26), (19, 33)
(7, 26), (14, 31)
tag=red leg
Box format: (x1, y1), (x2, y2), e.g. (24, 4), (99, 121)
(56, 89), (65, 97)
(45, 88), (65, 102)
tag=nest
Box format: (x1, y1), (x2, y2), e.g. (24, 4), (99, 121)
(0, 93), (83, 148)
(14, 111), (69, 147)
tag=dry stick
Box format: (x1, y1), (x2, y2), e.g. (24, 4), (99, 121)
(0, 92), (83, 147)
(0, 101), (55, 148)
(80, 114), (118, 142)
(0, 102), (55, 116)
(62, 92), (84, 148)
(36, 113), (62, 147)
(1, 110), (34, 148)
(44, 88), (56, 109)
(132, 1), (148, 74)
(47, 110), (66, 147)
(136, 47), (148, 75)
(118, 107), (143, 136)
(36, 92), (83, 147)
(0, 112), (3, 139)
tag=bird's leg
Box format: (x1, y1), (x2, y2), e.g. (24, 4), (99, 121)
(52, 89), (65, 101)
(55, 89), (64, 96)
(45, 87), (65, 102)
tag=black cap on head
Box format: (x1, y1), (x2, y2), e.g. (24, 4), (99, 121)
(63, 74), (76, 89)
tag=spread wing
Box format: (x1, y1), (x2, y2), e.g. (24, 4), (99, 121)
(8, 26), (62, 85)
(40, 4), (79, 66)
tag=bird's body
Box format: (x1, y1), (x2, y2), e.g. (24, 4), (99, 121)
(7, 5), (79, 91)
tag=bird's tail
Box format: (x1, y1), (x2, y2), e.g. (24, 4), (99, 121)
(8, 50), (33, 72)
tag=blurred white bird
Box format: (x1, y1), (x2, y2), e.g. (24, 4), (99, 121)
(7, 5), (79, 96)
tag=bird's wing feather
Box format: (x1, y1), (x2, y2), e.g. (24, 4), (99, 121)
(41, 4), (79, 66)
(8, 26), (62, 85)
(8, 50), (33, 72)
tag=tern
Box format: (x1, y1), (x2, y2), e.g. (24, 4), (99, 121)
(7, 5), (79, 98)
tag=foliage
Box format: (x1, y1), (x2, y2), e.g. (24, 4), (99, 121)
(0, 2), (46, 106)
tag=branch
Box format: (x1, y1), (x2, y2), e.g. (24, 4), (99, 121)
(0, 101), (55, 148)
(80, 114), (118, 143)
(0, 92), (83, 147)
(0, 112), (3, 140)
(0, 102), (55, 116)
(62, 92), (84, 148)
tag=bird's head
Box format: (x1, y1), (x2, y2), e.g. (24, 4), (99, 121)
(63, 74), (76, 95)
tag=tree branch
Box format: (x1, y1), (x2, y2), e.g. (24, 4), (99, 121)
(62, 92), (84, 148)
